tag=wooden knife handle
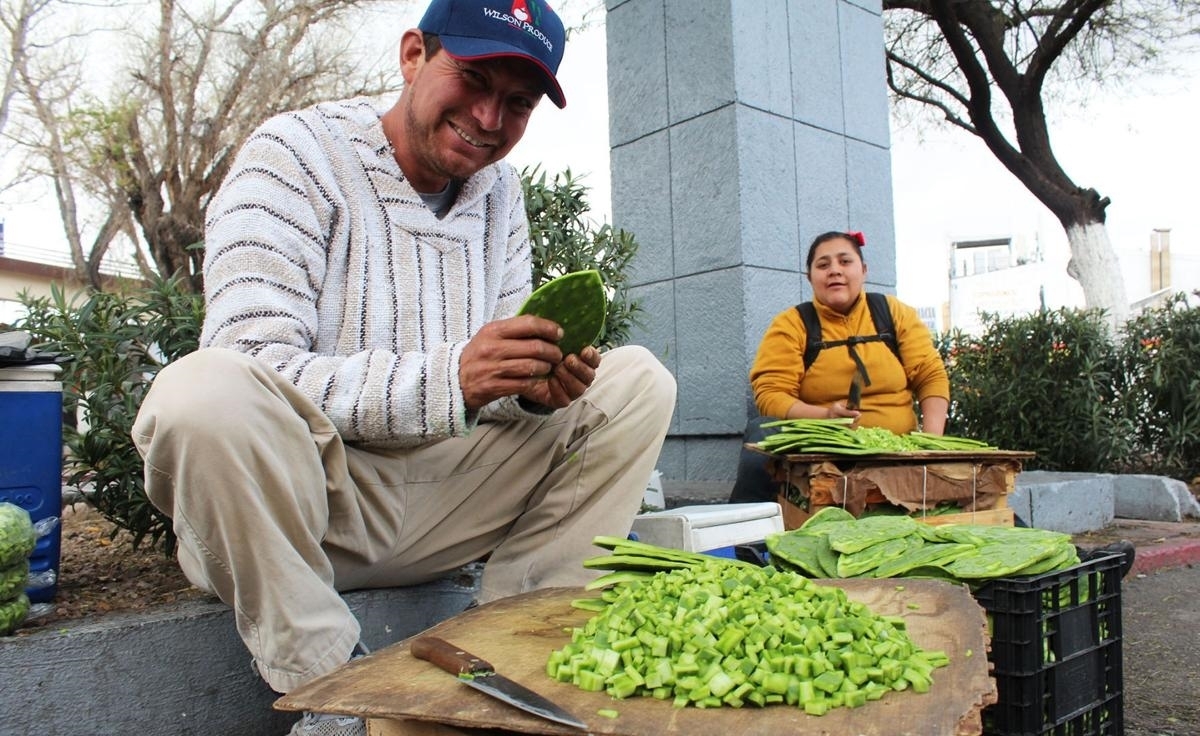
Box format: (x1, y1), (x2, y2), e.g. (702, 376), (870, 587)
(411, 636), (494, 676)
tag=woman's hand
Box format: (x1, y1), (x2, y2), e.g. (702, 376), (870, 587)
(826, 400), (862, 426)
(786, 399), (861, 426)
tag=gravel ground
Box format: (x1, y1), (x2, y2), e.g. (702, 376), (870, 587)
(1122, 563), (1200, 736)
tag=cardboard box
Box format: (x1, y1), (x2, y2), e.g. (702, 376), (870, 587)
(758, 448), (1034, 530)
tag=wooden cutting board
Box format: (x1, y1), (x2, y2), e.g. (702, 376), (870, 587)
(277, 579), (996, 736)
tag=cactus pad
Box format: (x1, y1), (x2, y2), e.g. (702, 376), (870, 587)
(517, 270), (607, 356)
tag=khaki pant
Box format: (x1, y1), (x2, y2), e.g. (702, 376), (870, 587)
(131, 345), (674, 692)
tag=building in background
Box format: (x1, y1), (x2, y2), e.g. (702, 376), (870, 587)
(0, 220), (142, 327)
(934, 228), (1195, 336)
(1131, 229), (1199, 312)
(946, 234), (1082, 335)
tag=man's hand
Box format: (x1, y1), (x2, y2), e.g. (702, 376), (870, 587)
(524, 345), (601, 409)
(459, 316), (600, 411)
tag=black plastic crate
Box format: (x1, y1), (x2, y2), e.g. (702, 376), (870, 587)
(973, 554), (1124, 736)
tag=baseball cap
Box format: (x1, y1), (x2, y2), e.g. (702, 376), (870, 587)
(418, 0), (567, 108)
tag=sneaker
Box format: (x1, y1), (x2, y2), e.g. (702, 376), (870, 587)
(288, 712), (365, 736)
(283, 643), (371, 736)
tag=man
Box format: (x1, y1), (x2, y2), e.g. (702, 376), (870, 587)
(131, 1), (675, 733)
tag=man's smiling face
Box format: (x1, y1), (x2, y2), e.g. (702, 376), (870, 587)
(395, 33), (543, 192)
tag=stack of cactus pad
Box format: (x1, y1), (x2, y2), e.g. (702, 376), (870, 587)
(0, 503), (35, 634)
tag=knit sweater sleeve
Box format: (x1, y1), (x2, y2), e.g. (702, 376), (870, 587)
(888, 296), (950, 402)
(750, 308), (808, 419)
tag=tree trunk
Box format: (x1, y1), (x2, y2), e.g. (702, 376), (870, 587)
(1064, 221), (1129, 328)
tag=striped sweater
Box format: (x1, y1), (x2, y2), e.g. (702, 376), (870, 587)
(201, 97), (539, 446)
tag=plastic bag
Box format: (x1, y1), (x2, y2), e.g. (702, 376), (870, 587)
(0, 592), (30, 635)
(0, 503), (36, 569)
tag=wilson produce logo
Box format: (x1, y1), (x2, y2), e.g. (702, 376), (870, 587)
(482, 0), (555, 53)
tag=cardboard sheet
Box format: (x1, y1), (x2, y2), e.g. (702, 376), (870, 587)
(277, 580), (996, 736)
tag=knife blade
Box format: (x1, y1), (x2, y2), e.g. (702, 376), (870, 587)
(410, 636), (587, 730)
(847, 372), (864, 410)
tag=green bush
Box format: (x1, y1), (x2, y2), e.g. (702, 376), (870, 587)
(522, 166), (642, 348)
(938, 294), (1200, 482)
(16, 167), (642, 555)
(1113, 292), (1200, 481)
(939, 307), (1136, 473)
(16, 277), (203, 554)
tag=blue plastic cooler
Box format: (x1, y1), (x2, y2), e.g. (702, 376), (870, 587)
(0, 364), (64, 603)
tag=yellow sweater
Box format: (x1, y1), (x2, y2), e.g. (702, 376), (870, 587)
(750, 294), (950, 434)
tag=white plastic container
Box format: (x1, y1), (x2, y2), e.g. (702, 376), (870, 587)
(631, 502), (783, 555)
(642, 469), (665, 510)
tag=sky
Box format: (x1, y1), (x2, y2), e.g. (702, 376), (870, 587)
(3, 4), (1197, 314)
(503, 16), (1200, 312)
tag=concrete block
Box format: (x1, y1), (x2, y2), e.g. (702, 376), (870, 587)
(1012, 471), (1115, 533)
(1113, 474), (1200, 521)
(626, 280), (678, 433)
(655, 437), (688, 480)
(657, 437), (764, 486)
(612, 130), (673, 284)
(683, 435), (742, 482)
(665, 0), (734, 123)
(839, 3), (890, 147)
(743, 268), (809, 367)
(674, 269), (747, 434)
(626, 280), (676, 369)
(794, 122), (848, 235)
(0, 572), (480, 736)
(738, 106), (800, 270)
(846, 139), (896, 287)
(606, 0), (668, 146)
(663, 478), (736, 507)
(731, 0), (793, 115)
(670, 108), (741, 275)
(788, 0), (843, 132)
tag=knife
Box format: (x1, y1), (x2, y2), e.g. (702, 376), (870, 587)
(410, 636), (587, 730)
(847, 371), (864, 410)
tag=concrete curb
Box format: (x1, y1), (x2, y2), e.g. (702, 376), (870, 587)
(0, 568), (481, 736)
(1131, 538), (1200, 576)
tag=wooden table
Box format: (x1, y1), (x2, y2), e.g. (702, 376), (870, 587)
(277, 579), (996, 736)
(754, 448), (1036, 529)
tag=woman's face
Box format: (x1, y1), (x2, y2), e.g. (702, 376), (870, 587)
(808, 237), (867, 314)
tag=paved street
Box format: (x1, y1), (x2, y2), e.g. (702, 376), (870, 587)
(1120, 563), (1199, 736)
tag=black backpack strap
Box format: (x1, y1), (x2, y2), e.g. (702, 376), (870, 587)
(795, 301), (822, 370)
(796, 293), (901, 372)
(865, 292), (901, 363)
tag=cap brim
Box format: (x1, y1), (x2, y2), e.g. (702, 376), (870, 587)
(439, 35), (566, 109)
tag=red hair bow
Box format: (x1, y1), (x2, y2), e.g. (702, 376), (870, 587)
(847, 231), (866, 247)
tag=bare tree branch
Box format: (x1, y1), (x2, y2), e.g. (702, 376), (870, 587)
(882, 0), (1199, 325)
(2, 0), (407, 291)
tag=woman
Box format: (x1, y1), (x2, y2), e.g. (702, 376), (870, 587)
(729, 230), (950, 503)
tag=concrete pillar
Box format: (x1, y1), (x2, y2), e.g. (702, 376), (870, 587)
(607, 0), (897, 484)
